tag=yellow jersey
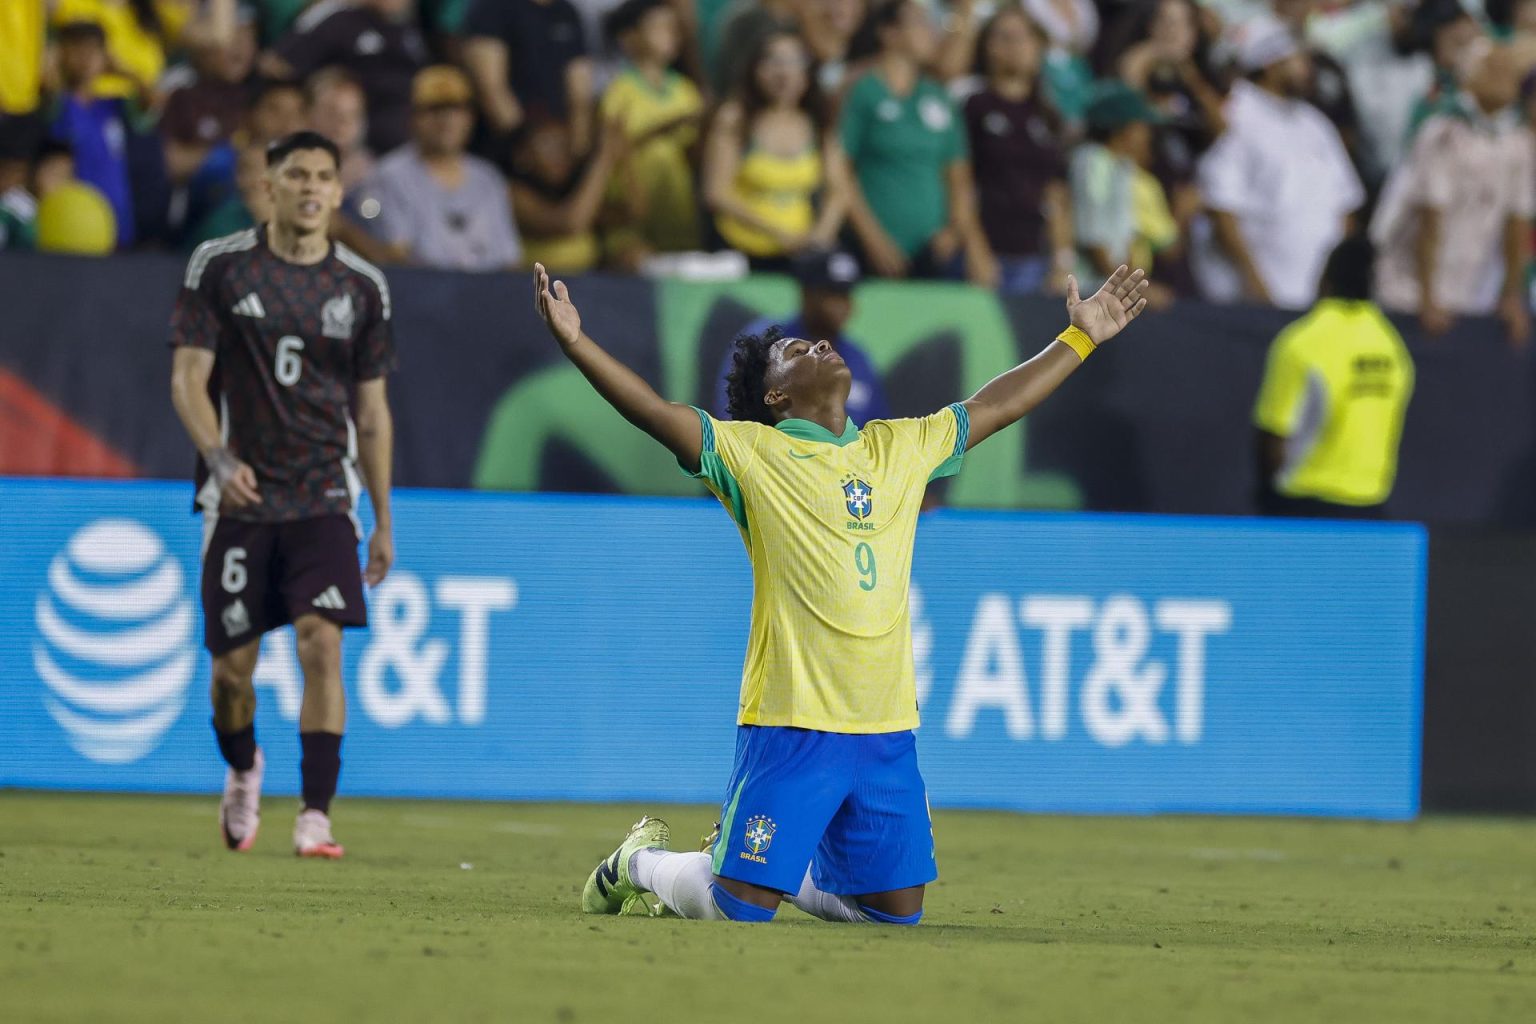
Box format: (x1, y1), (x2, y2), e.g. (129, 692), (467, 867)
(687, 405), (968, 733)
(716, 147), (822, 258)
(0, 0), (45, 114)
(599, 67), (703, 253)
(1253, 299), (1414, 506)
(53, 0), (192, 101)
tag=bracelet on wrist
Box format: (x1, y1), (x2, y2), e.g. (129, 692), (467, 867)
(1057, 324), (1097, 362)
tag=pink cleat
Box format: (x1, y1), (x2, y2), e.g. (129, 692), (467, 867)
(293, 809), (345, 859)
(219, 748), (263, 851)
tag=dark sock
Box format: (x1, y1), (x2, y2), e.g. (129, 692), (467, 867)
(300, 731), (343, 814)
(214, 721), (256, 772)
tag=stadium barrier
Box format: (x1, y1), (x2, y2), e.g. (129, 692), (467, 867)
(2, 251), (1534, 525)
(1422, 530), (1536, 813)
(1, 477), (1424, 818)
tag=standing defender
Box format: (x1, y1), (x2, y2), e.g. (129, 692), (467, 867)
(534, 260), (1149, 924)
(170, 131), (396, 858)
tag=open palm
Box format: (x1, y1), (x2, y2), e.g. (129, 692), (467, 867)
(1068, 265), (1151, 345)
(533, 263), (582, 348)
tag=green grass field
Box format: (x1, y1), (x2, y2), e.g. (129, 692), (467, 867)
(3, 793), (1534, 1023)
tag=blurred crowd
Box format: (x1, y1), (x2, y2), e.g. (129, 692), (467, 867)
(2, 0), (1535, 334)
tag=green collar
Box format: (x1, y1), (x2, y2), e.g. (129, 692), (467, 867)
(622, 63), (674, 99)
(775, 417), (860, 446)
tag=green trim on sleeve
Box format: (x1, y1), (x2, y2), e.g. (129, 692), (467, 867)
(928, 403), (969, 481)
(679, 407), (750, 532)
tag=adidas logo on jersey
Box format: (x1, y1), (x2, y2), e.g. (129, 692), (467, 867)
(312, 586), (347, 611)
(231, 293), (266, 318)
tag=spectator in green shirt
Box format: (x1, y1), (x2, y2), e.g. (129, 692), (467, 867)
(840, 0), (997, 287)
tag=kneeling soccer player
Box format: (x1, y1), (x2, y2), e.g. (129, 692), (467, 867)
(532, 261), (1150, 923)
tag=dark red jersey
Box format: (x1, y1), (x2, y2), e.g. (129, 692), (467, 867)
(170, 226), (396, 523)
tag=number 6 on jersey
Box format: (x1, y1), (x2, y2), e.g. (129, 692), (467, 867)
(275, 335), (304, 386)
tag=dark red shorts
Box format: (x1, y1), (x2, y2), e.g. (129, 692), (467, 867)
(201, 514), (368, 655)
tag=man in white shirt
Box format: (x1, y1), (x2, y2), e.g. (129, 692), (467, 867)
(1371, 43), (1533, 344)
(356, 65), (523, 272)
(1194, 14), (1364, 310)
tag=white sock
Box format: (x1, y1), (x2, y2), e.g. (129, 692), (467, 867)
(629, 850), (724, 920)
(788, 868), (869, 923)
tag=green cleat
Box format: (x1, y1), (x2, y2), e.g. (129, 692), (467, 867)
(580, 816), (670, 915)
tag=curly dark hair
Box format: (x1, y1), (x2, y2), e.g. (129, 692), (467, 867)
(724, 325), (784, 424)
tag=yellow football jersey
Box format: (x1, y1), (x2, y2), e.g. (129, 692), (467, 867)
(687, 405), (968, 733)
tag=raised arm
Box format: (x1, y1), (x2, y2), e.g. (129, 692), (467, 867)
(962, 266), (1149, 450)
(532, 264), (703, 471)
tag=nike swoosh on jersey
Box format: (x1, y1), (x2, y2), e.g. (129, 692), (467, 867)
(788, 452), (819, 460)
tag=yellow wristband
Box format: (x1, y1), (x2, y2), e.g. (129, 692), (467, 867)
(1057, 324), (1097, 362)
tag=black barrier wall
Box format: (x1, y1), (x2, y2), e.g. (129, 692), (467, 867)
(3, 251), (1535, 524)
(1422, 530), (1536, 812)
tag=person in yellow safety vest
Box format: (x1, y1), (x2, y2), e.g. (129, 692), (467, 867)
(1253, 234), (1415, 519)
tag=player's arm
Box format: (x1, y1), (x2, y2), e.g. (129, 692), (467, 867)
(169, 346), (260, 507)
(355, 377), (394, 586)
(531, 264), (703, 471)
(961, 266), (1150, 451)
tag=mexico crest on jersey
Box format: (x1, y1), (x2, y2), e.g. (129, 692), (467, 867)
(843, 479), (873, 520)
(321, 293), (356, 339)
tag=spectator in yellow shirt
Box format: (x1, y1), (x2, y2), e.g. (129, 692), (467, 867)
(1253, 235), (1415, 519)
(52, 0), (192, 103)
(0, 0), (47, 120)
(600, 0), (704, 260)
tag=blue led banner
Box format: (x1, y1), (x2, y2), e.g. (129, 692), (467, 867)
(0, 478), (1425, 818)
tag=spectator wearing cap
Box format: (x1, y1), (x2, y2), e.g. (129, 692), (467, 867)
(1071, 80), (1175, 307)
(1193, 14), (1363, 310)
(47, 20), (134, 247)
(461, 0), (594, 161)
(1372, 44), (1534, 344)
(840, 0), (996, 286)
(713, 250), (891, 427)
(1253, 235), (1414, 519)
(703, 28), (848, 272)
(356, 65), (523, 271)
(262, 0), (427, 155)
(307, 67), (375, 191)
(600, 0), (705, 258)
(965, 6), (1074, 296)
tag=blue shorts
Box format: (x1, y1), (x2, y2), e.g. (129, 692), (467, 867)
(711, 726), (938, 896)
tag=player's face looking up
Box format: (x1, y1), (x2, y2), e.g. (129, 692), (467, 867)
(264, 148), (342, 237)
(762, 337), (852, 419)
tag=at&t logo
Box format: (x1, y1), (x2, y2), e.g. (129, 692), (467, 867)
(34, 520), (195, 763)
